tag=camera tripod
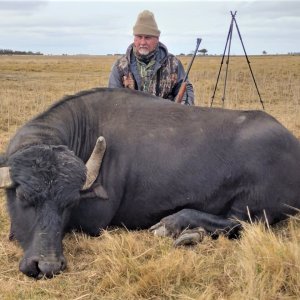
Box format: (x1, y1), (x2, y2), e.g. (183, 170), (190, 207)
(210, 11), (264, 110)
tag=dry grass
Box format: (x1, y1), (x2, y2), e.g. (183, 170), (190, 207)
(0, 54), (299, 299)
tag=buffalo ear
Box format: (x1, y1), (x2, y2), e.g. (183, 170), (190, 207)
(80, 183), (109, 200)
(0, 167), (13, 189)
(93, 183), (109, 200)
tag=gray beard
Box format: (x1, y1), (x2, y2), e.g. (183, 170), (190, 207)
(133, 45), (158, 64)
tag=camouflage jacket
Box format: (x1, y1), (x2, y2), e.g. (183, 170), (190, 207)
(108, 42), (194, 105)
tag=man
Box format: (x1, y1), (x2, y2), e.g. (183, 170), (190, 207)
(108, 10), (194, 105)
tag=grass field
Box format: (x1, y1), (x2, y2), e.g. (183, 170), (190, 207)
(0, 54), (299, 299)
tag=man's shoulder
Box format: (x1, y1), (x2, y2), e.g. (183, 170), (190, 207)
(167, 53), (181, 62)
(113, 54), (129, 69)
(116, 54), (128, 62)
(160, 49), (180, 65)
(164, 53), (180, 69)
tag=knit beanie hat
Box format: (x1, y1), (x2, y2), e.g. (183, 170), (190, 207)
(133, 10), (160, 37)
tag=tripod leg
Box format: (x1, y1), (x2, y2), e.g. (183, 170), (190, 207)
(233, 14), (265, 109)
(222, 17), (234, 107)
(210, 16), (234, 107)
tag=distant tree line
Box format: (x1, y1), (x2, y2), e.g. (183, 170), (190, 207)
(0, 49), (43, 55)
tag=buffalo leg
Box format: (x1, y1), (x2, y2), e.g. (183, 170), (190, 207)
(149, 208), (241, 243)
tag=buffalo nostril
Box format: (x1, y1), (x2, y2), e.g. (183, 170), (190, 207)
(20, 255), (67, 279)
(38, 256), (67, 278)
(19, 257), (40, 278)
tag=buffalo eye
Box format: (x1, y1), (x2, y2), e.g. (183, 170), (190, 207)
(61, 192), (81, 210)
(15, 186), (35, 207)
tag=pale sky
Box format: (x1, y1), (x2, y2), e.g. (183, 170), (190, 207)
(0, 0), (299, 55)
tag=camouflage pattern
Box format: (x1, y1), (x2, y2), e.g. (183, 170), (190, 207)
(116, 45), (180, 99)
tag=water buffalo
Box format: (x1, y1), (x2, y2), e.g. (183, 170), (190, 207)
(0, 88), (300, 279)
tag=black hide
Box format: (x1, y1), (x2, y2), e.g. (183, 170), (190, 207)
(2, 88), (300, 278)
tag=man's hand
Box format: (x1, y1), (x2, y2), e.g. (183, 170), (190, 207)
(122, 74), (135, 89)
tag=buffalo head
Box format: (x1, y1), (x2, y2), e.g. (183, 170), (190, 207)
(0, 137), (106, 279)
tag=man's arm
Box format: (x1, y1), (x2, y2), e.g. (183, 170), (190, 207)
(108, 63), (124, 88)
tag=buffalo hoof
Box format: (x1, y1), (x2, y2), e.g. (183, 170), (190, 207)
(149, 222), (171, 237)
(149, 219), (182, 238)
(174, 228), (206, 247)
(150, 222), (207, 246)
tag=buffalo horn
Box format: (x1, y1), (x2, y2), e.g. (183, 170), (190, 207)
(82, 136), (106, 190)
(0, 167), (13, 189)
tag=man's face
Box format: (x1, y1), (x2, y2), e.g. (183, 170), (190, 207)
(134, 35), (159, 55)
